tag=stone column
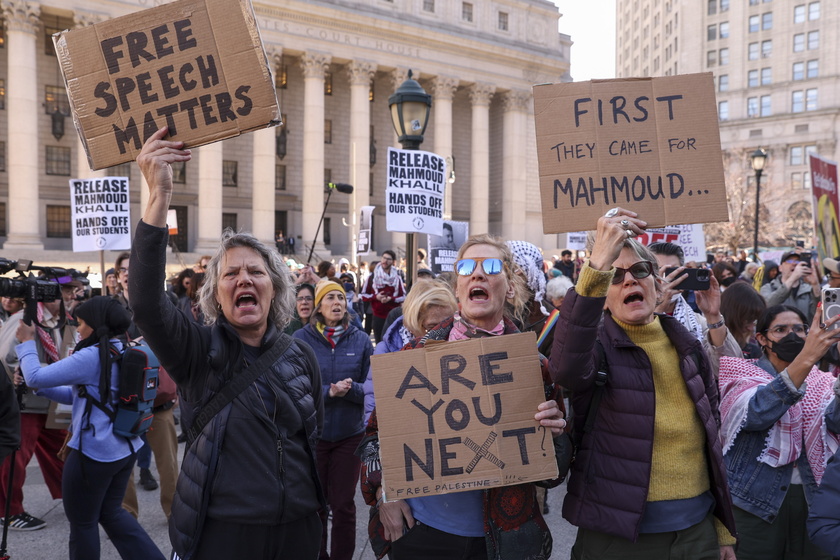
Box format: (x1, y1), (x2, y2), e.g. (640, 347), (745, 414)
(73, 9), (106, 181)
(501, 90), (529, 241)
(347, 60), (376, 260)
(193, 143), (223, 253)
(468, 83), (494, 236)
(432, 76), (458, 219)
(2, 0), (41, 249)
(252, 45), (282, 246)
(300, 52), (331, 257)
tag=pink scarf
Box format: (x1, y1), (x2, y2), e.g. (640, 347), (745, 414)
(448, 313), (504, 341)
(719, 356), (839, 483)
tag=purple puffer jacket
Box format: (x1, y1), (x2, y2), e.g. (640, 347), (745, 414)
(549, 288), (736, 542)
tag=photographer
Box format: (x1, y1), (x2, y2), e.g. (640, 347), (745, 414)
(760, 251), (820, 323)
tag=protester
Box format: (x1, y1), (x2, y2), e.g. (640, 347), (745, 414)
(193, 255), (211, 274)
(285, 283), (315, 335)
(551, 207), (737, 559)
(103, 268), (120, 297)
(554, 249), (576, 282)
(317, 260), (337, 282)
(740, 262), (759, 283)
(0, 297), (23, 326)
(719, 304), (840, 559)
(360, 250), (406, 343)
(808, 443), (840, 555)
(359, 233), (566, 559)
(545, 275), (573, 309)
(0, 370), (18, 468)
(15, 297), (165, 560)
(760, 251), (820, 322)
(720, 282), (767, 359)
(822, 257), (840, 289)
(131, 127), (324, 558)
(293, 281), (372, 560)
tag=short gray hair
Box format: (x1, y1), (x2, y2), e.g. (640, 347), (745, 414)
(198, 229), (295, 330)
(546, 275), (574, 302)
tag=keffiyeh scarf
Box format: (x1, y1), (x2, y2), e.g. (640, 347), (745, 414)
(372, 263), (400, 292)
(506, 240), (548, 316)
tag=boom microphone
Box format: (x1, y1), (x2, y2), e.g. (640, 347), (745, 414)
(328, 182), (354, 194)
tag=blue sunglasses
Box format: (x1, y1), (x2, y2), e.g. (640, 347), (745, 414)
(455, 258), (504, 276)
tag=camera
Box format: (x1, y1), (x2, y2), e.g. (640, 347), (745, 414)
(664, 267), (711, 291)
(823, 288), (840, 332)
(0, 258), (86, 326)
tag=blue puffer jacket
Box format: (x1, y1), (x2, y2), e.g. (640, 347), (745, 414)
(294, 322), (373, 442)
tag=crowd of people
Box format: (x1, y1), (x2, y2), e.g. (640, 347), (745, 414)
(2, 129), (840, 560)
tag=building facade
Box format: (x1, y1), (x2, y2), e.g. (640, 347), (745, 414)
(615, 0), (838, 249)
(0, 0), (571, 269)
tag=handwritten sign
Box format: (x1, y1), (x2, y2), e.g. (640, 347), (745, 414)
(386, 147), (445, 235)
(372, 333), (557, 500)
(54, 0), (280, 170)
(533, 73), (728, 234)
(638, 223), (707, 262)
(69, 177), (131, 252)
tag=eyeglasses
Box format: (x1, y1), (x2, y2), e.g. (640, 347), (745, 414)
(118, 267), (128, 273)
(765, 323), (809, 337)
(454, 258), (504, 276)
(296, 296), (314, 303)
(783, 259), (802, 265)
(611, 261), (654, 285)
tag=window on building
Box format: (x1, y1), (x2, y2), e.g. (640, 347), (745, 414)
(107, 162), (131, 178)
(275, 164), (286, 191)
(498, 12), (508, 31)
(748, 69), (759, 87)
(324, 119), (332, 144)
(791, 90), (804, 112)
(806, 88), (817, 111)
(222, 160), (238, 187)
(791, 171), (803, 189)
(324, 168), (331, 189)
(761, 95), (772, 116)
(323, 217), (331, 246)
(809, 1), (820, 20)
(0, 202), (5, 237)
(720, 22), (730, 38)
(0, 80), (4, 110)
(45, 146), (70, 176)
(222, 213), (237, 231)
(762, 40), (772, 57)
(749, 15), (759, 32)
(721, 0), (729, 10)
(793, 33), (805, 52)
(708, 25), (717, 41)
(370, 172), (374, 197)
(748, 42), (759, 60)
(807, 59), (818, 78)
(719, 47), (729, 65)
(794, 4), (805, 22)
(46, 205), (71, 238)
(719, 74), (729, 91)
(761, 67), (772, 85)
(654, 56), (660, 71)
(462, 2), (473, 22)
(171, 161), (186, 184)
(762, 12), (772, 30)
(749, 0), (759, 4)
(324, 71), (332, 95)
(808, 30), (819, 50)
(747, 97), (759, 117)
(708, 0), (716, 15)
(0, 141), (5, 172)
(793, 61), (804, 80)
(423, 0), (434, 12)
(44, 85), (70, 115)
(790, 146), (804, 165)
(804, 170), (812, 190)
(718, 100), (729, 120)
(44, 22), (61, 56)
(707, 50), (716, 67)
(275, 57), (287, 89)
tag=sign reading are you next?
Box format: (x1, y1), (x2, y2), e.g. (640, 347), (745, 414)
(386, 147), (446, 236)
(69, 177), (132, 252)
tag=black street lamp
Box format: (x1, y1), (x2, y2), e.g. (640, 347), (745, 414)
(389, 70), (432, 287)
(751, 147), (768, 262)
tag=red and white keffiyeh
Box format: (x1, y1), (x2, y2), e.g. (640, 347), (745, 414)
(719, 356), (840, 483)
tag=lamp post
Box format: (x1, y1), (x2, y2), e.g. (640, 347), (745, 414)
(751, 148), (768, 263)
(389, 70), (432, 288)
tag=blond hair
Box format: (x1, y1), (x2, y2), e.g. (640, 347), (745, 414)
(402, 280), (457, 337)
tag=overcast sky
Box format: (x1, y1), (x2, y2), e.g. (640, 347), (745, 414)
(552, 1), (617, 81)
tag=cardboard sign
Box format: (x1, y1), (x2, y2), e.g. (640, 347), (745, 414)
(638, 223), (707, 262)
(810, 154), (840, 270)
(533, 73), (728, 234)
(54, 0), (281, 170)
(372, 332), (557, 500)
(427, 220), (468, 274)
(69, 177), (132, 252)
(386, 147), (445, 234)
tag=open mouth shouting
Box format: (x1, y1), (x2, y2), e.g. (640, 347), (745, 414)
(469, 286), (490, 301)
(236, 293), (258, 309)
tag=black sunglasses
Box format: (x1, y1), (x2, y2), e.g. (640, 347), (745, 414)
(612, 261), (654, 285)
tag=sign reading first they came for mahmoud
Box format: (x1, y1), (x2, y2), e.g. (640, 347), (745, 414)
(373, 333), (558, 501)
(54, 0), (281, 171)
(386, 147), (446, 236)
(69, 177), (131, 252)
(533, 73), (729, 234)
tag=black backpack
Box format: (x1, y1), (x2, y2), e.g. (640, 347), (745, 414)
(78, 340), (159, 438)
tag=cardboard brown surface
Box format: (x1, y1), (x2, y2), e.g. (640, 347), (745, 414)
(372, 332), (558, 500)
(533, 73), (728, 234)
(55, 0), (280, 170)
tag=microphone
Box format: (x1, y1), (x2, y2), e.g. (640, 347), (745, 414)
(328, 182), (354, 194)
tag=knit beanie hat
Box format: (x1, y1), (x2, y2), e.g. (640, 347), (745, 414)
(314, 280), (345, 308)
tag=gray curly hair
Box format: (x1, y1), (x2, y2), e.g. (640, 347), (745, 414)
(198, 229), (295, 331)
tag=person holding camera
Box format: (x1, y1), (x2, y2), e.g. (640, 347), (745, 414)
(760, 251), (820, 323)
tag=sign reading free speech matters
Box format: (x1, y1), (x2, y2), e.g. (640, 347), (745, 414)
(533, 73), (729, 234)
(372, 333), (557, 500)
(386, 147), (446, 235)
(54, 0), (281, 170)
(69, 177), (131, 252)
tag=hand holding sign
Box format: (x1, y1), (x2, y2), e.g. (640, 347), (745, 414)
(534, 400), (566, 436)
(137, 126), (191, 228)
(589, 207), (648, 271)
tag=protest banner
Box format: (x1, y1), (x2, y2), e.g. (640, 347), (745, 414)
(372, 332), (558, 500)
(566, 231), (587, 251)
(533, 73), (728, 234)
(638, 223), (707, 263)
(428, 220), (468, 274)
(54, 0), (281, 170)
(386, 147), (445, 235)
(69, 176), (131, 252)
(358, 205), (374, 255)
(810, 154), (840, 271)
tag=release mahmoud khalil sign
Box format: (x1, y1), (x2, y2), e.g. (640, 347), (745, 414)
(386, 147), (445, 235)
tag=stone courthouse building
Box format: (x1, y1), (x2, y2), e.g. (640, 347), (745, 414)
(0, 0), (571, 266)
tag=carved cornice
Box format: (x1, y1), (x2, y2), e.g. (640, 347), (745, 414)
(431, 76), (458, 101)
(347, 60), (376, 87)
(300, 52), (331, 79)
(390, 68), (409, 90)
(502, 90), (530, 112)
(73, 9), (106, 28)
(2, 1), (40, 35)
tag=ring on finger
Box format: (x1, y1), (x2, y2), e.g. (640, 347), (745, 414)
(620, 219), (630, 227)
(605, 208), (619, 218)
(625, 229), (634, 238)
(821, 322), (827, 330)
